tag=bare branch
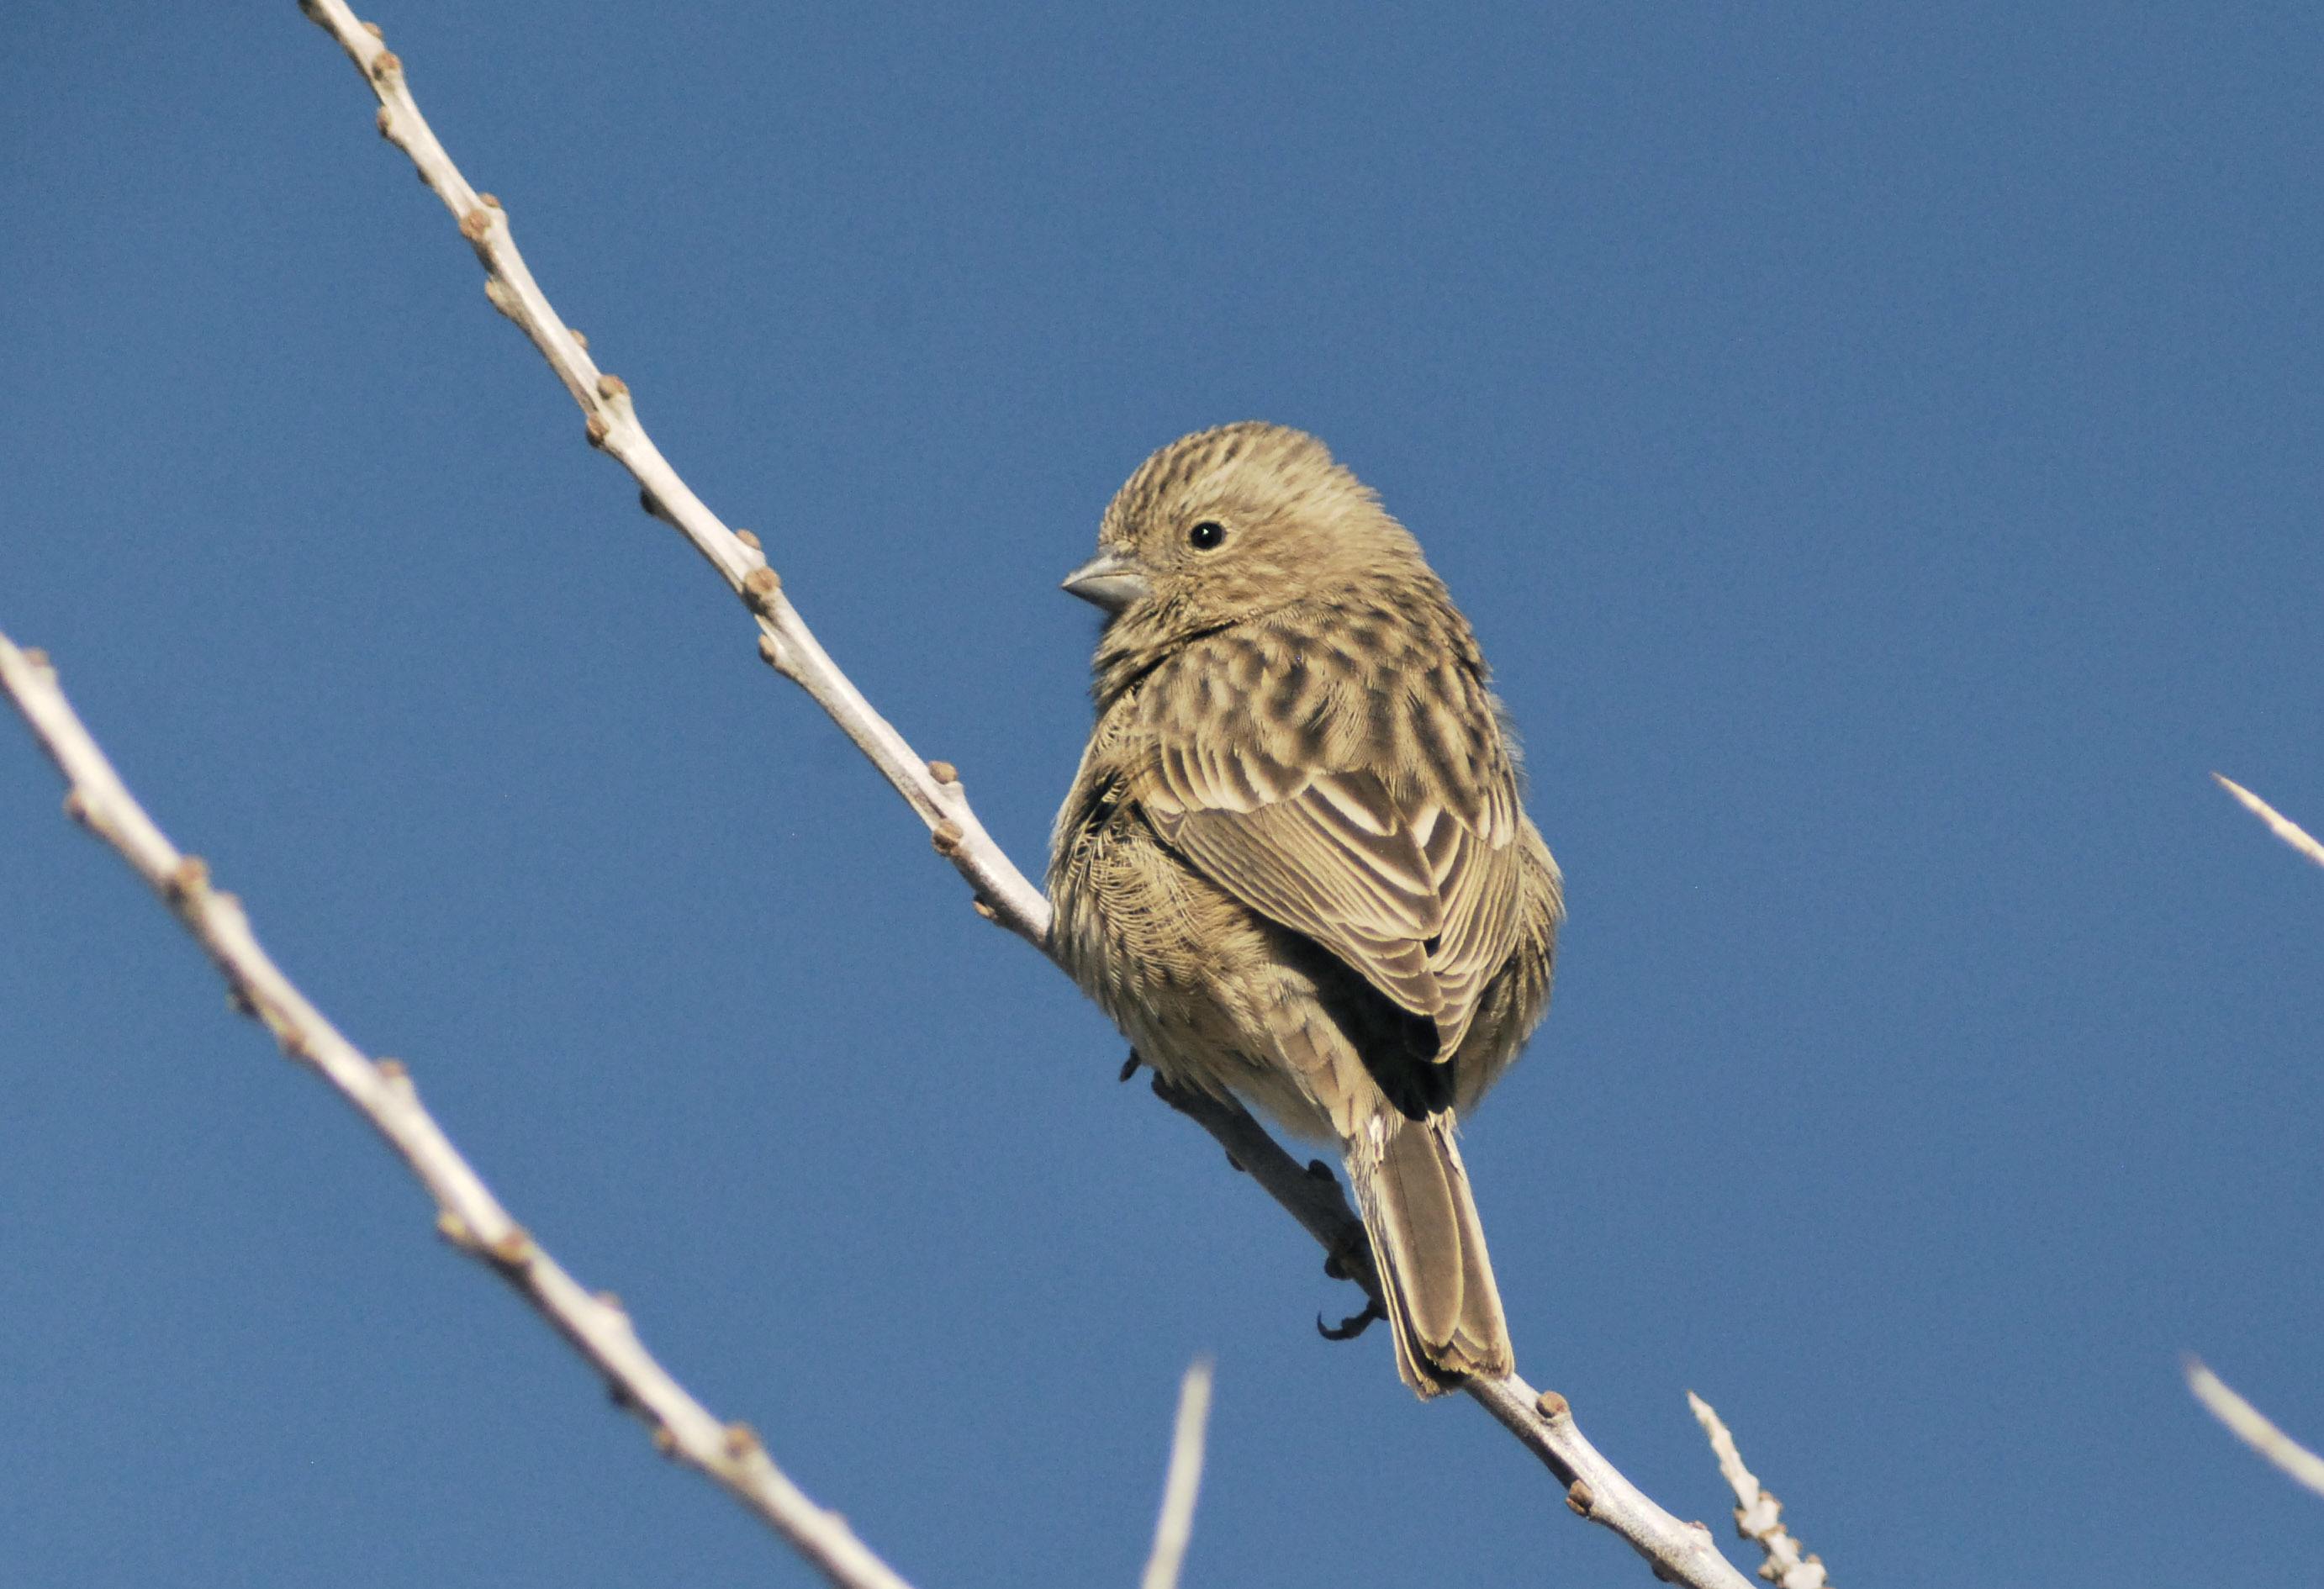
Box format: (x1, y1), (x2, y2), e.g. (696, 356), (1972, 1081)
(1468, 1374), (1751, 1586)
(2186, 1358), (2324, 1500)
(1688, 1393), (1830, 1587)
(0, 634), (918, 1589)
(297, 0), (1047, 947)
(1141, 1359), (1216, 1589)
(2213, 774), (2324, 872)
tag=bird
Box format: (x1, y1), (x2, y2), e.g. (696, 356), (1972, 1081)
(1048, 420), (1563, 1396)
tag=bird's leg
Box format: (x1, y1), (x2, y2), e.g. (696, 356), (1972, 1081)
(1318, 1205), (1384, 1340)
(1143, 1071), (1386, 1334)
(1149, 1071), (1247, 1171)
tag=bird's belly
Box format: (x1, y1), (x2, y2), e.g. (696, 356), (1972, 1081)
(1052, 820), (1339, 1141)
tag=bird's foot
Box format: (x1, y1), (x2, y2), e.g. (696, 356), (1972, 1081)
(1317, 1296), (1386, 1342)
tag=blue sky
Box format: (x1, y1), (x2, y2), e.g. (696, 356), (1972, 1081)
(4, 3), (2321, 1585)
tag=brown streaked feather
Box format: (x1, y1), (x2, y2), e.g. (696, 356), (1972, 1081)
(1132, 617), (1529, 1064)
(1411, 805), (1525, 1057)
(1159, 784), (1446, 1021)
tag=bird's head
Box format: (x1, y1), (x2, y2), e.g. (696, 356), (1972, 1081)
(1064, 423), (1433, 689)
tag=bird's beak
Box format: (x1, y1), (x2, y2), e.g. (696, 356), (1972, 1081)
(1060, 549), (1150, 614)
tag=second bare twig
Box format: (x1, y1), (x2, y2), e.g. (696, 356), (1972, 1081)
(2214, 775), (2324, 871)
(0, 634), (917, 1589)
(2186, 1358), (2324, 1500)
(1688, 1392), (1829, 1588)
(1141, 1359), (1217, 1589)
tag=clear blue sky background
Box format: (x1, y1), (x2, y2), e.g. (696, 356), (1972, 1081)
(4, 3), (2321, 1585)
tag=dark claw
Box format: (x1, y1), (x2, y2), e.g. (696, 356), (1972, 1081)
(1118, 1051), (1142, 1083)
(1318, 1297), (1386, 1342)
(1306, 1159), (1338, 1184)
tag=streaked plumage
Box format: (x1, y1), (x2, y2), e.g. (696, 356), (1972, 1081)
(1049, 421), (1563, 1396)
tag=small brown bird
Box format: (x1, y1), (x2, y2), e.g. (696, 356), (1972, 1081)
(1049, 421), (1562, 1396)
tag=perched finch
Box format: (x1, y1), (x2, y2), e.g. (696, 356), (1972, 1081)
(1049, 421), (1563, 1396)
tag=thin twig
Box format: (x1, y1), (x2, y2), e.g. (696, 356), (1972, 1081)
(288, 7), (1762, 1585)
(0, 634), (917, 1589)
(2186, 1358), (2324, 1499)
(1688, 1393), (1829, 1587)
(297, 0), (1046, 946)
(1141, 1359), (1216, 1589)
(2214, 774), (2324, 871)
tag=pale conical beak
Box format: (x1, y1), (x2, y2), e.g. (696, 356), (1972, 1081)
(1060, 549), (1150, 614)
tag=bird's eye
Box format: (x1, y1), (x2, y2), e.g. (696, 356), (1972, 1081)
(1188, 520), (1226, 551)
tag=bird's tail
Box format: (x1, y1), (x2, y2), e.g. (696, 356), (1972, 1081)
(1349, 1112), (1513, 1398)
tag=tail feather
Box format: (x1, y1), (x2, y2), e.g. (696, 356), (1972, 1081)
(1351, 1113), (1513, 1397)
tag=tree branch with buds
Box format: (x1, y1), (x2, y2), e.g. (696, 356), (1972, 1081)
(1689, 1393), (1830, 1587)
(0, 634), (916, 1589)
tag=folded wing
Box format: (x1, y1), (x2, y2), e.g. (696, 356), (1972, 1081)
(1137, 644), (1525, 1063)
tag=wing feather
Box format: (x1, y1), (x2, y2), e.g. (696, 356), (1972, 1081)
(1136, 624), (1529, 1060)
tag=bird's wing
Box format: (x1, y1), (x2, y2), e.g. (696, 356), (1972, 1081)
(1403, 786), (1526, 1057)
(1136, 643), (1526, 1059)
